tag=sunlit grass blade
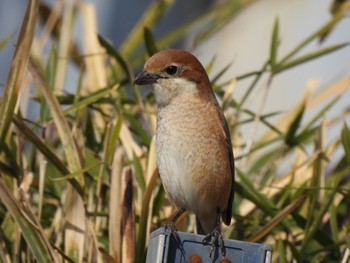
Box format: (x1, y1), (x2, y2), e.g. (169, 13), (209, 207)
(28, 58), (84, 185)
(49, 162), (102, 181)
(109, 148), (123, 262)
(0, 0), (39, 150)
(28, 58), (86, 261)
(248, 195), (306, 243)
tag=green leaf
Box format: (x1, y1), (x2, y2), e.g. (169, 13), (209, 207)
(28, 59), (84, 186)
(98, 34), (134, 84)
(279, 10), (347, 65)
(143, 27), (159, 56)
(341, 122), (350, 164)
(0, 178), (59, 262)
(61, 83), (119, 118)
(303, 95), (340, 132)
(269, 17), (279, 70)
(106, 115), (124, 166)
(41, 46), (58, 122)
(132, 153), (146, 192)
(274, 43), (349, 74)
(211, 62), (233, 87)
(49, 162), (103, 181)
(0, 33), (13, 52)
(119, 0), (174, 58)
(12, 115), (84, 196)
(0, 0), (38, 151)
(135, 169), (160, 263)
(248, 195), (306, 243)
(285, 103), (305, 147)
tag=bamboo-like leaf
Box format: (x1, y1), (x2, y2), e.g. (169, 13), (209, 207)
(135, 168), (160, 263)
(119, 0), (174, 58)
(304, 126), (325, 240)
(0, 0), (39, 150)
(341, 122), (350, 164)
(124, 112), (151, 146)
(0, 179), (59, 262)
(237, 62), (269, 109)
(329, 202), (339, 244)
(236, 169), (281, 217)
(277, 239), (288, 263)
(301, 167), (349, 253)
(106, 115), (124, 166)
(62, 83), (119, 117)
(144, 27), (159, 56)
(12, 115), (84, 196)
(49, 162), (102, 181)
(132, 153), (146, 192)
(285, 103), (305, 147)
(41, 46), (58, 122)
(192, 0), (256, 46)
(28, 59), (84, 185)
(279, 9), (347, 65)
(248, 195), (306, 243)
(269, 17), (279, 70)
(303, 95), (340, 132)
(98, 34), (134, 84)
(211, 62), (233, 87)
(0, 33), (13, 52)
(28, 58), (86, 261)
(274, 43), (349, 74)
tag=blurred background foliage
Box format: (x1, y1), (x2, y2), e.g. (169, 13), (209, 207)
(0, 0), (350, 262)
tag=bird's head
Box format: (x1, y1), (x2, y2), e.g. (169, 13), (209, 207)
(134, 49), (213, 106)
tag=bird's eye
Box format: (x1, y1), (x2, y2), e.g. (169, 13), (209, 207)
(165, 65), (178, 75)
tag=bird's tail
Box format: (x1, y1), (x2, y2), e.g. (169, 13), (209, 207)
(196, 217), (206, 235)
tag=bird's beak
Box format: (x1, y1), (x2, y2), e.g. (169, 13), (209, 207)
(134, 70), (158, 85)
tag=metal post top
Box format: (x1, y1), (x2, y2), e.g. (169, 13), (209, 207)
(146, 227), (272, 263)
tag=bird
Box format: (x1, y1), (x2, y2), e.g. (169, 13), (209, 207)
(134, 49), (235, 256)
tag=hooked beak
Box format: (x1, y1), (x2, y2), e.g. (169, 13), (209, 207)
(134, 70), (159, 85)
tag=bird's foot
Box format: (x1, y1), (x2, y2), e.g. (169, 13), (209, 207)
(164, 221), (182, 247)
(202, 225), (226, 258)
(165, 208), (186, 245)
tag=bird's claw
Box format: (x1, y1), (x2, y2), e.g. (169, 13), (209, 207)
(165, 222), (181, 245)
(202, 226), (226, 258)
